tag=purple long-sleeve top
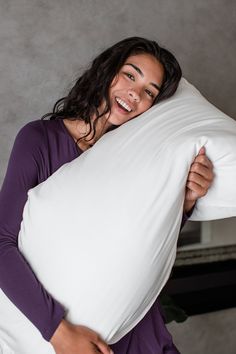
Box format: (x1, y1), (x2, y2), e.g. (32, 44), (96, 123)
(0, 119), (181, 352)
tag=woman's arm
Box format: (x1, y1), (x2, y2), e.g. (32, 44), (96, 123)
(0, 124), (65, 340)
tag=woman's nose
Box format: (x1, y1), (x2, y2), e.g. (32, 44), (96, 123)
(128, 88), (140, 103)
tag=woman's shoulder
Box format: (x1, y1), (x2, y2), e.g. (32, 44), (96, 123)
(16, 119), (45, 141)
(17, 119), (58, 138)
(15, 119), (63, 148)
(9, 119), (69, 182)
(13, 119), (78, 175)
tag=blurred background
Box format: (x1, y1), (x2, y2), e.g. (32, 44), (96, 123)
(0, 1), (235, 353)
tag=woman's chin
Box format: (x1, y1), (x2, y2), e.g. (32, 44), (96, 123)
(108, 114), (133, 126)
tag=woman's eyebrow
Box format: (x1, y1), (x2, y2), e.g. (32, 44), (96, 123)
(124, 63), (161, 91)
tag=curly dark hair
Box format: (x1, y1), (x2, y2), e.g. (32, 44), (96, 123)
(42, 36), (182, 141)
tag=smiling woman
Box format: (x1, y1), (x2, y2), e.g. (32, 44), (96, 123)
(0, 36), (214, 354)
(42, 36), (182, 152)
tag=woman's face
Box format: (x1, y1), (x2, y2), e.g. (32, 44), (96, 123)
(107, 53), (164, 126)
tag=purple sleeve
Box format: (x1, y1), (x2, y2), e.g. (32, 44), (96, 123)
(180, 207), (194, 230)
(0, 125), (65, 340)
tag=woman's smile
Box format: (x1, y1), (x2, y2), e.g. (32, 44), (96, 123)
(115, 97), (133, 113)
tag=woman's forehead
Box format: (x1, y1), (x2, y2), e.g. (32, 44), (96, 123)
(122, 53), (164, 83)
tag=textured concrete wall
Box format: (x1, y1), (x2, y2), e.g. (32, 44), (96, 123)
(0, 1), (236, 353)
(1, 0), (236, 182)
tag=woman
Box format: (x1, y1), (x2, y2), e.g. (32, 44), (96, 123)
(0, 37), (213, 354)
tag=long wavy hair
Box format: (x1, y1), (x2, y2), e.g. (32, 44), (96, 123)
(42, 36), (182, 142)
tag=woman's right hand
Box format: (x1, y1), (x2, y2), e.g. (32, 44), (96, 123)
(50, 319), (114, 354)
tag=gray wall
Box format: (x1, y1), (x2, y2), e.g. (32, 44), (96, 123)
(1, 0), (236, 183)
(0, 1), (236, 353)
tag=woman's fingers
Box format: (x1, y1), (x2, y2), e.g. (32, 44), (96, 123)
(187, 163), (214, 198)
(198, 146), (206, 155)
(87, 330), (113, 354)
(186, 179), (209, 198)
(50, 319), (113, 354)
(93, 340), (114, 354)
(183, 147), (214, 213)
(187, 168), (213, 189)
(192, 156), (213, 170)
(190, 150), (214, 185)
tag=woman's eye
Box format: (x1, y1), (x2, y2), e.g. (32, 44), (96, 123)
(145, 89), (155, 98)
(125, 73), (135, 81)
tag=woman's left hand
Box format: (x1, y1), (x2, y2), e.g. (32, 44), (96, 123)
(184, 147), (214, 214)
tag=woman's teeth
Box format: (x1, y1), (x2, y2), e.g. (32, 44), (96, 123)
(115, 97), (132, 112)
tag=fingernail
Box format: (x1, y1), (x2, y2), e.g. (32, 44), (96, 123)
(110, 350), (114, 354)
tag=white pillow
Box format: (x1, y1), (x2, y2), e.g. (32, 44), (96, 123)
(1, 78), (236, 354)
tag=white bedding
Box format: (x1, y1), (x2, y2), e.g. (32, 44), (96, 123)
(1, 78), (236, 354)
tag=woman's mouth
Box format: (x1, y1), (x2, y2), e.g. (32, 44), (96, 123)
(115, 97), (133, 113)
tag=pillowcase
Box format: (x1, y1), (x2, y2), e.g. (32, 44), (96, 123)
(1, 78), (236, 354)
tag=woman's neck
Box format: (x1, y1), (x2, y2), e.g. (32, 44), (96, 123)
(63, 116), (113, 151)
